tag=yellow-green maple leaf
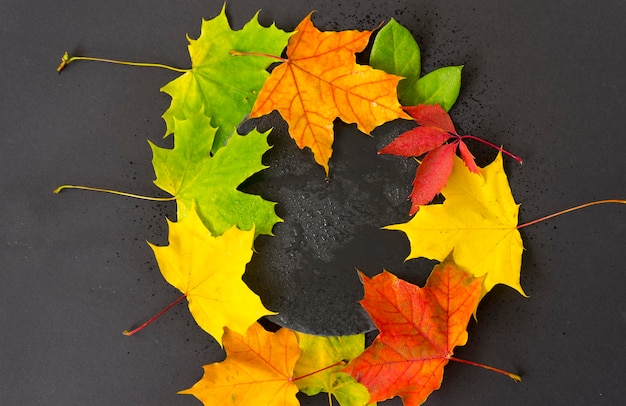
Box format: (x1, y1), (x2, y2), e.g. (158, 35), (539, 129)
(150, 111), (281, 237)
(149, 207), (275, 345)
(294, 332), (374, 406)
(161, 5), (292, 152)
(385, 152), (525, 300)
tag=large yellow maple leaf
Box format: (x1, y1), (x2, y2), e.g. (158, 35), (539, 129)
(149, 207), (275, 345)
(249, 14), (409, 174)
(180, 322), (300, 406)
(386, 152), (525, 300)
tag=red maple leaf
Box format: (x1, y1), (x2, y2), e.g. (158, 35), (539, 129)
(379, 104), (521, 215)
(344, 260), (520, 405)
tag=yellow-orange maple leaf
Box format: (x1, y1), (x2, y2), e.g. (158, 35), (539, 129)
(249, 14), (409, 174)
(385, 152), (525, 300)
(180, 322), (300, 406)
(149, 207), (275, 345)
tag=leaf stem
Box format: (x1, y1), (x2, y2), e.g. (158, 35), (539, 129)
(57, 51), (188, 73)
(54, 184), (176, 202)
(229, 50), (287, 62)
(517, 199), (626, 229)
(459, 135), (523, 164)
(449, 356), (521, 382)
(123, 294), (187, 336)
(291, 360), (346, 382)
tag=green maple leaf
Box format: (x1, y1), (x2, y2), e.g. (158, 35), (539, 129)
(294, 332), (374, 406)
(161, 5), (292, 153)
(150, 110), (281, 237)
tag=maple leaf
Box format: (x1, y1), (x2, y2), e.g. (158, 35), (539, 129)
(248, 13), (409, 175)
(293, 332), (373, 406)
(379, 104), (485, 214)
(150, 110), (281, 237)
(344, 260), (483, 405)
(180, 322), (300, 405)
(161, 5), (292, 152)
(385, 152), (526, 300)
(148, 207), (275, 345)
(369, 19), (462, 110)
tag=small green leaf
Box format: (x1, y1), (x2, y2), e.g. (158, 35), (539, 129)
(413, 65), (463, 111)
(161, 5), (292, 153)
(294, 332), (374, 406)
(370, 18), (421, 105)
(150, 110), (281, 237)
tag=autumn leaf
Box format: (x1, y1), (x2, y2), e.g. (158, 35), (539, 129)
(406, 142), (457, 215)
(148, 207), (275, 345)
(379, 104), (479, 214)
(161, 5), (292, 152)
(344, 260), (483, 405)
(380, 104), (521, 214)
(248, 13), (409, 174)
(403, 103), (456, 133)
(180, 323), (300, 405)
(370, 19), (462, 110)
(385, 152), (526, 300)
(150, 110), (281, 237)
(294, 332), (373, 406)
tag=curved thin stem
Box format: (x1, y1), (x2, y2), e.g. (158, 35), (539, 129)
(459, 134), (523, 164)
(449, 356), (521, 382)
(123, 294), (187, 336)
(54, 184), (176, 202)
(517, 199), (626, 229)
(57, 51), (188, 73)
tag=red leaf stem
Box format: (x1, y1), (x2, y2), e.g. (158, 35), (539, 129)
(123, 293), (187, 336)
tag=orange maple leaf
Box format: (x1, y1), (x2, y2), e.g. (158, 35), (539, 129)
(344, 260), (484, 405)
(249, 14), (409, 174)
(180, 322), (300, 406)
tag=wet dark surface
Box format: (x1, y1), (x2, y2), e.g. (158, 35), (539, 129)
(241, 113), (418, 335)
(1, 0), (625, 405)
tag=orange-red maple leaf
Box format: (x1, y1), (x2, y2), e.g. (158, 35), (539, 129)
(344, 260), (482, 405)
(249, 14), (409, 175)
(180, 322), (300, 406)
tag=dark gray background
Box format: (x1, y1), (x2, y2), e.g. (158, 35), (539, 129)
(1, 0), (625, 404)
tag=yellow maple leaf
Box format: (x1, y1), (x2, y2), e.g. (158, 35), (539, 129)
(249, 14), (409, 174)
(385, 152), (526, 300)
(180, 322), (300, 406)
(149, 207), (275, 345)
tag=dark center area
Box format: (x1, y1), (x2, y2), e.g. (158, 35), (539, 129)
(240, 113), (422, 335)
